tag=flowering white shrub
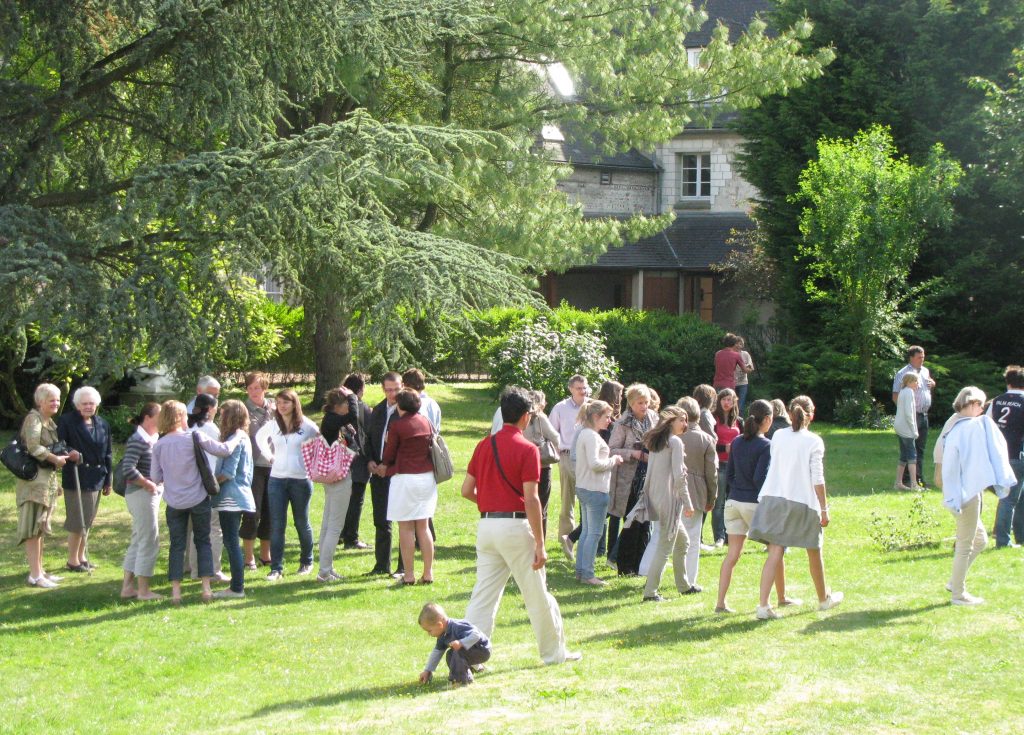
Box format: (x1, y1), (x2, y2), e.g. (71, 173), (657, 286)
(486, 317), (619, 402)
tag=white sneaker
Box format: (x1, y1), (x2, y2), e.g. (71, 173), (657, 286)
(560, 535), (575, 562)
(755, 605), (779, 620)
(212, 589), (245, 599)
(316, 570), (342, 583)
(266, 570), (283, 581)
(27, 574), (59, 589)
(779, 596), (803, 607)
(564, 651), (583, 662)
(296, 564), (313, 576)
(818, 591), (844, 611)
(213, 570), (231, 583)
(951, 592), (985, 606)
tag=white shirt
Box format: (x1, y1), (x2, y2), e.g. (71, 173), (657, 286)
(419, 392), (442, 432)
(549, 397), (585, 451)
(893, 364), (932, 412)
(255, 416), (320, 479)
(941, 415), (1017, 512)
(759, 427), (826, 511)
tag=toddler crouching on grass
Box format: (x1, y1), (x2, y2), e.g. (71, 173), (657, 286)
(418, 602), (491, 686)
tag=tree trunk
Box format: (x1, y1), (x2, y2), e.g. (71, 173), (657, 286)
(307, 291), (353, 409)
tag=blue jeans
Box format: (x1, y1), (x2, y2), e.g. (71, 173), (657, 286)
(268, 477), (314, 573)
(736, 384), (749, 415)
(575, 488), (610, 579)
(166, 497), (212, 582)
(994, 459), (1024, 547)
(219, 511), (244, 592)
(712, 462), (729, 543)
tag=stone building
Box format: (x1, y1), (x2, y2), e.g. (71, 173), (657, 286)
(540, 0), (771, 329)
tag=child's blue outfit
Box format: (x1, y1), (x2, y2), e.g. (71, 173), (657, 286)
(424, 618), (492, 683)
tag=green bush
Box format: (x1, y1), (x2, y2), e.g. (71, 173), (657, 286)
(253, 302), (314, 380)
(102, 404), (141, 444)
(759, 342), (868, 419)
(485, 317), (619, 402)
(924, 352), (1005, 412)
(600, 310), (723, 405)
(868, 491), (942, 551)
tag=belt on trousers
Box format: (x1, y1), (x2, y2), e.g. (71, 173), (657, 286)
(480, 512), (527, 519)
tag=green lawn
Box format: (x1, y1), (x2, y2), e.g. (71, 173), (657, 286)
(1, 384), (1021, 734)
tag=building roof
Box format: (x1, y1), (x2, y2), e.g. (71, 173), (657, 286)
(685, 0), (773, 46)
(576, 212), (755, 272)
(544, 126), (659, 170)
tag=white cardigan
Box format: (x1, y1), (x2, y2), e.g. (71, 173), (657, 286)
(574, 427), (618, 493)
(894, 387), (918, 439)
(941, 415), (1017, 512)
(758, 427), (825, 511)
(255, 416), (319, 479)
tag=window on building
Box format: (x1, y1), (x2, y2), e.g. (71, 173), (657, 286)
(600, 170), (613, 185)
(679, 153), (711, 198)
(686, 48), (703, 68)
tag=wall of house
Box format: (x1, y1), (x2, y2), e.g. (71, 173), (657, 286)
(541, 271), (633, 310)
(557, 168), (658, 215)
(655, 131), (758, 215)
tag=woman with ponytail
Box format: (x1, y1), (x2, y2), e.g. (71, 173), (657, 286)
(119, 402), (163, 600)
(748, 396), (843, 619)
(715, 400), (798, 613)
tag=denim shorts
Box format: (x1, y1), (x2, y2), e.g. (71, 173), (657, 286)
(898, 436), (917, 463)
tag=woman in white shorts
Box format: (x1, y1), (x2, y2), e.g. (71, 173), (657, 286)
(715, 400), (798, 614)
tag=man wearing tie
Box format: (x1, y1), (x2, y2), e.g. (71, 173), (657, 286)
(366, 372), (403, 575)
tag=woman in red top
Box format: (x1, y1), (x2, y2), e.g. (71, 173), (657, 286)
(711, 388), (741, 546)
(713, 333), (749, 390)
(377, 388), (437, 585)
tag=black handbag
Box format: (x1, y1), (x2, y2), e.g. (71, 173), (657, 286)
(1, 437), (38, 480)
(192, 432), (220, 496)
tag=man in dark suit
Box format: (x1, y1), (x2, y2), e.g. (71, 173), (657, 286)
(365, 372), (403, 575)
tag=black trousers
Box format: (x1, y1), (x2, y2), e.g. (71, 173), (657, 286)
(369, 475), (393, 572)
(445, 644), (491, 684)
(341, 480), (367, 545)
(902, 412), (930, 485)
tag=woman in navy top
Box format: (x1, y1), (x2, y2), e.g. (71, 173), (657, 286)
(715, 400), (799, 614)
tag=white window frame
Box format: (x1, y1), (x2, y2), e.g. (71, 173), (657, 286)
(678, 153), (711, 199)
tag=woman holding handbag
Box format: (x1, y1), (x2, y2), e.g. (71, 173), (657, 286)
(375, 389), (436, 585)
(151, 400), (241, 603)
(523, 390), (560, 540)
(316, 387), (358, 582)
(15, 383), (71, 588)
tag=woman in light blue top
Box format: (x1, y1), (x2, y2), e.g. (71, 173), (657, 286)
(213, 400), (256, 598)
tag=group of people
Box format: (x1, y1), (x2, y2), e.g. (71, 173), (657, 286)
(11, 368), (446, 601)
(10, 345), (1024, 685)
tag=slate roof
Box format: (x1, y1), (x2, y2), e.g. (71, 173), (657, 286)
(574, 212), (755, 271)
(545, 126), (659, 170)
(685, 0), (773, 46)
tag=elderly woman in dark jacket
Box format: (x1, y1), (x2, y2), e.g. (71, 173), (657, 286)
(58, 386), (112, 573)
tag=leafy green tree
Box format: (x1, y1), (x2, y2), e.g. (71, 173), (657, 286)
(0, 0), (832, 409)
(737, 0), (1024, 363)
(792, 126), (961, 393)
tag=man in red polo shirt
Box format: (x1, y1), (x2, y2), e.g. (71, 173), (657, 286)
(462, 387), (581, 665)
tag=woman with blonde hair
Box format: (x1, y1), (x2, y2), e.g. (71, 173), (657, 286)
(152, 400), (242, 603)
(934, 386), (1017, 605)
(574, 400), (624, 585)
(607, 383), (658, 574)
(212, 400), (255, 598)
(15, 384), (71, 588)
(749, 396), (843, 619)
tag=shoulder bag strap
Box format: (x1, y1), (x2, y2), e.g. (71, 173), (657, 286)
(489, 434), (523, 497)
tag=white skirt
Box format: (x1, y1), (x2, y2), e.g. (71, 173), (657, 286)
(386, 472), (438, 521)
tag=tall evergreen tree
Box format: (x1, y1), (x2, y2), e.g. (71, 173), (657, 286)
(737, 0), (1024, 364)
(0, 1), (832, 410)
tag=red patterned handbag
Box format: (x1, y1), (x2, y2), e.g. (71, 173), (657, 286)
(301, 436), (355, 484)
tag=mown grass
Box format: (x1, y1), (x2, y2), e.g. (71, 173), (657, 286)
(0, 384), (1021, 734)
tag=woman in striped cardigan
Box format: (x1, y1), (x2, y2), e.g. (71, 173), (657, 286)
(119, 403), (164, 600)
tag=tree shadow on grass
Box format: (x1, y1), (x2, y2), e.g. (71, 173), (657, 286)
(0, 575), (364, 634)
(581, 614), (762, 648)
(878, 548), (951, 564)
(245, 681), (434, 717)
(799, 603), (946, 634)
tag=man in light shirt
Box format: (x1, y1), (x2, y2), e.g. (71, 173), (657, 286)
(185, 375), (221, 413)
(548, 375), (590, 540)
(892, 346), (935, 488)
